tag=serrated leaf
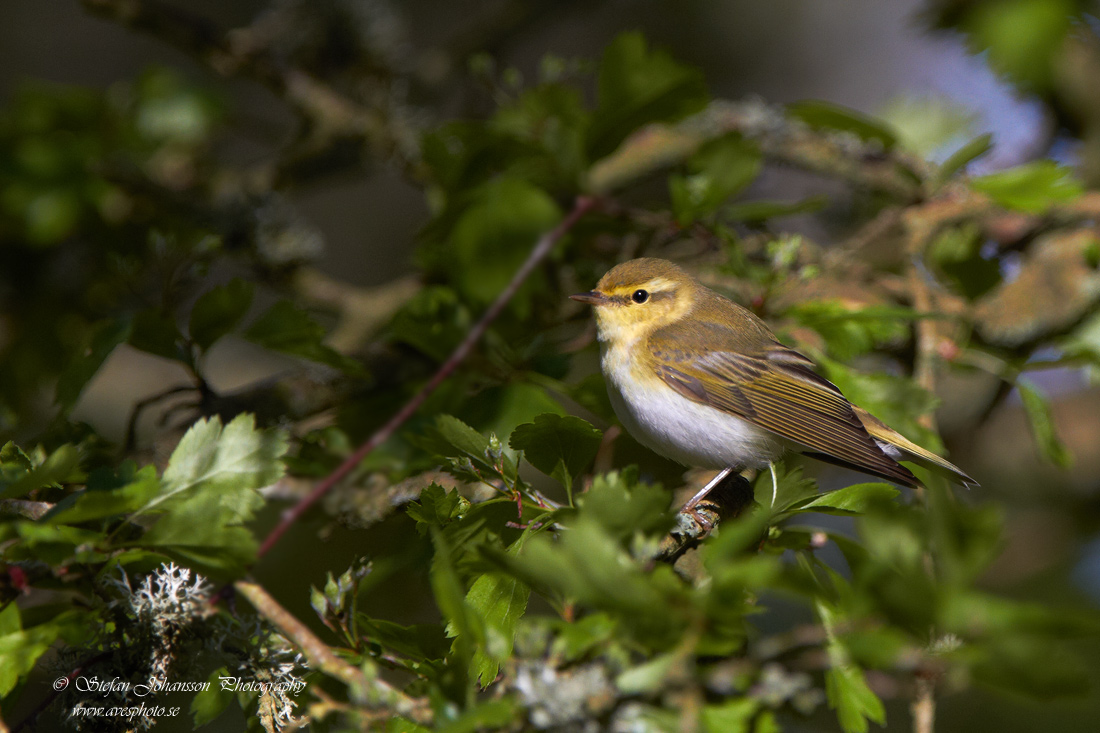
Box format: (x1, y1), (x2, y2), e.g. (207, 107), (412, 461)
(156, 414), (287, 507)
(245, 300), (365, 375)
(818, 599), (886, 733)
(135, 414), (287, 575)
(578, 469), (670, 540)
(1017, 380), (1073, 468)
(56, 318), (131, 410)
(431, 415), (490, 460)
(407, 483), (467, 532)
(509, 414), (602, 498)
(189, 278), (254, 351)
(788, 100), (897, 149)
(970, 160), (1082, 213)
(467, 570), (530, 687)
(825, 664), (886, 733)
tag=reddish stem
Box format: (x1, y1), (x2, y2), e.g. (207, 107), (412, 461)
(255, 196), (597, 560)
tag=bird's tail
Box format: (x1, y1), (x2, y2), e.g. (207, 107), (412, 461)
(854, 407), (979, 488)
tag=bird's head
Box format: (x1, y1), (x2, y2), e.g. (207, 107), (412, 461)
(570, 258), (697, 343)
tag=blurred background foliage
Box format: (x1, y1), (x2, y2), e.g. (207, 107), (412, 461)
(2, 1), (1100, 732)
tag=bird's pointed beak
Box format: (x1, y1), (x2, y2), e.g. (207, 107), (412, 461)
(569, 290), (609, 306)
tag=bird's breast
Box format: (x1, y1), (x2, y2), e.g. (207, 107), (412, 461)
(600, 339), (781, 470)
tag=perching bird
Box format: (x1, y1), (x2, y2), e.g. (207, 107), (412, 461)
(570, 258), (976, 509)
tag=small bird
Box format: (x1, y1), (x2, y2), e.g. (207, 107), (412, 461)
(570, 258), (976, 509)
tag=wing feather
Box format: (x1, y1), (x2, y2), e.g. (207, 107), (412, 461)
(649, 326), (918, 487)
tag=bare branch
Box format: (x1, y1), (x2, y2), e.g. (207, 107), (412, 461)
(255, 196), (598, 559)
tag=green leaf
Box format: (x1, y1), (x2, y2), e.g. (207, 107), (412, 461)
(670, 134), (762, 224)
(245, 300), (365, 375)
(785, 301), (914, 361)
(431, 415), (491, 459)
(790, 483), (899, 516)
(436, 699), (517, 733)
(447, 177), (561, 313)
(825, 664), (886, 733)
(509, 414), (602, 498)
(588, 31), (709, 159)
(787, 100), (897, 149)
(189, 278), (255, 351)
(129, 308), (185, 362)
(879, 94), (976, 159)
(55, 318), (131, 410)
(387, 717), (433, 733)
(467, 570), (530, 687)
(723, 195), (828, 224)
(157, 413), (287, 506)
(929, 223), (1002, 300)
(407, 483), (468, 533)
(817, 357), (942, 452)
(1017, 380), (1073, 468)
(137, 414), (287, 574)
(0, 443), (79, 500)
(0, 611), (86, 696)
(938, 133), (994, 180)
(190, 667), (236, 727)
(616, 652), (679, 694)
(958, 0), (1074, 92)
(43, 463), (160, 524)
(970, 160), (1082, 213)
(701, 697), (759, 733)
(753, 462), (817, 512)
(430, 528), (480, 700)
(357, 619), (450, 661)
(494, 517), (685, 646)
(389, 286), (469, 362)
(578, 469), (671, 541)
(819, 600), (886, 733)
(551, 613), (617, 661)
(971, 636), (1091, 698)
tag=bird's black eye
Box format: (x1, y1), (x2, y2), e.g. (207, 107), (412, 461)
(632, 289), (649, 304)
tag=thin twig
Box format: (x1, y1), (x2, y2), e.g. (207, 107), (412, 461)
(233, 580), (430, 722)
(912, 675), (936, 733)
(255, 196), (597, 560)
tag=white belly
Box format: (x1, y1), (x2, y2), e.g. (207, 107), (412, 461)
(601, 343), (782, 470)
